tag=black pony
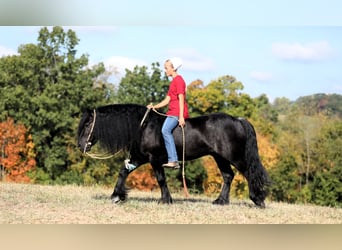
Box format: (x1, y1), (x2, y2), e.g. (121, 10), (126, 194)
(77, 104), (270, 208)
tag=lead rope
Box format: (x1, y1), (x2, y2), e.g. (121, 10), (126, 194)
(181, 124), (189, 198)
(148, 107), (190, 198)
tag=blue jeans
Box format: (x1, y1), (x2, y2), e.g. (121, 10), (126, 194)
(161, 116), (179, 163)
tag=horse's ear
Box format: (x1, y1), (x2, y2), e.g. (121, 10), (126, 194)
(79, 108), (93, 115)
(71, 109), (90, 118)
(75, 108), (94, 121)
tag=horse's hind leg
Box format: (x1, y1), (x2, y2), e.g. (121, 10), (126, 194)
(243, 167), (268, 208)
(237, 161), (268, 208)
(212, 155), (234, 205)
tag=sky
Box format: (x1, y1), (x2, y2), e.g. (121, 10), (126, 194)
(0, 1), (342, 102)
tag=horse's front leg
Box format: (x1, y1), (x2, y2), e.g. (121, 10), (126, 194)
(151, 160), (173, 204)
(111, 165), (129, 203)
(111, 159), (140, 203)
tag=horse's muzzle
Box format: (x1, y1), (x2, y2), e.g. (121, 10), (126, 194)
(79, 142), (92, 154)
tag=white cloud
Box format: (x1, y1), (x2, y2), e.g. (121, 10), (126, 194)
(250, 70), (273, 82)
(164, 48), (215, 72)
(0, 45), (17, 57)
(104, 55), (147, 76)
(272, 41), (334, 62)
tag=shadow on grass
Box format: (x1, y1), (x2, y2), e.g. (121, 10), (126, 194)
(91, 193), (210, 204)
(91, 192), (257, 208)
(92, 193), (111, 201)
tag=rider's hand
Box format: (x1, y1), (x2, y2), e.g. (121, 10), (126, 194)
(179, 117), (185, 127)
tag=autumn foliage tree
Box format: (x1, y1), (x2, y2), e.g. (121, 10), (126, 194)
(0, 118), (36, 182)
(126, 164), (159, 191)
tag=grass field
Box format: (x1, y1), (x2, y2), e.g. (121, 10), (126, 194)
(0, 182), (341, 224)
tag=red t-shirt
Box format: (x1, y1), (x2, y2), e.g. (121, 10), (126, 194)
(166, 75), (189, 118)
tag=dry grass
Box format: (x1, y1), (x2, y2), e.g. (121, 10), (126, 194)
(0, 182), (341, 224)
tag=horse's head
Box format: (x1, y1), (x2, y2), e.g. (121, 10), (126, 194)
(77, 109), (98, 154)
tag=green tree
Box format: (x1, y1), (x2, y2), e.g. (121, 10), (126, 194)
(251, 94), (278, 136)
(269, 154), (300, 203)
(271, 94), (342, 207)
(309, 119), (342, 207)
(0, 26), (113, 182)
(297, 115), (323, 186)
(273, 97), (292, 115)
(116, 62), (169, 105)
(187, 79), (225, 115)
(187, 75), (256, 118)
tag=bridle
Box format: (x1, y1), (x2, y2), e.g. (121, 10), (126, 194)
(83, 109), (96, 154)
(82, 109), (121, 160)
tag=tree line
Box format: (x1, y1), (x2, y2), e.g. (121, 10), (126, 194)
(0, 27), (341, 207)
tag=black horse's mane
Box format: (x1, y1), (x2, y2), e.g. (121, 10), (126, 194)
(94, 104), (149, 153)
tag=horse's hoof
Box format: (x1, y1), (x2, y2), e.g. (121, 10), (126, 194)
(112, 196), (122, 204)
(212, 198), (229, 205)
(158, 198), (173, 204)
(255, 201), (266, 209)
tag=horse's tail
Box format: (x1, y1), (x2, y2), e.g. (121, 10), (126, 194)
(239, 118), (271, 208)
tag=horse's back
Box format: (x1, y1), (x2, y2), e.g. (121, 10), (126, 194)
(173, 113), (246, 158)
(186, 113), (245, 134)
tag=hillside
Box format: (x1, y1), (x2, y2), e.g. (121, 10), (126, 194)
(0, 183), (341, 224)
(289, 93), (342, 117)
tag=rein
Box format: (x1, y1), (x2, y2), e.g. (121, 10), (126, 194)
(86, 151), (119, 160)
